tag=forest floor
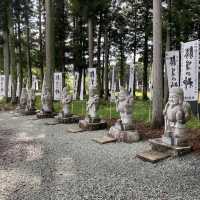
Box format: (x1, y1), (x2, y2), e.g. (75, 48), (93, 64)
(0, 111), (200, 199)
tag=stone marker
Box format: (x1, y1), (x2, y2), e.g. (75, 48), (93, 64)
(55, 87), (80, 123)
(108, 87), (140, 143)
(137, 87), (192, 162)
(79, 85), (107, 131)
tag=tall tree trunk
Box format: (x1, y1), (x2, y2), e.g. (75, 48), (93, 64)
(25, 3), (32, 89)
(97, 13), (102, 96)
(39, 0), (44, 85)
(3, 27), (10, 101)
(88, 18), (93, 69)
(45, 0), (55, 108)
(143, 32), (148, 100)
(104, 29), (109, 100)
(119, 36), (124, 87)
(8, 1), (17, 103)
(152, 0), (163, 128)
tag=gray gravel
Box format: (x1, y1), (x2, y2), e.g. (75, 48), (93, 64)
(0, 111), (200, 200)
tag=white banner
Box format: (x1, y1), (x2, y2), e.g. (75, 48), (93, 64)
(16, 77), (20, 97)
(181, 40), (199, 101)
(88, 68), (97, 87)
(54, 73), (63, 100)
(80, 75), (84, 100)
(8, 75), (12, 98)
(165, 51), (180, 92)
(111, 66), (116, 102)
(73, 72), (79, 100)
(128, 65), (135, 95)
(0, 75), (5, 97)
(32, 75), (39, 91)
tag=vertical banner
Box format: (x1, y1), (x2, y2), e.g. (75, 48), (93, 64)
(80, 75), (84, 100)
(73, 72), (79, 100)
(88, 68), (97, 87)
(16, 77), (20, 97)
(8, 75), (12, 98)
(165, 50), (180, 92)
(111, 66), (116, 101)
(128, 64), (135, 95)
(53, 72), (63, 100)
(32, 75), (39, 91)
(181, 40), (199, 101)
(0, 75), (5, 97)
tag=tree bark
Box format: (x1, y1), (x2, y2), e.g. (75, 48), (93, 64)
(104, 29), (109, 100)
(152, 0), (163, 128)
(45, 0), (55, 108)
(88, 18), (93, 69)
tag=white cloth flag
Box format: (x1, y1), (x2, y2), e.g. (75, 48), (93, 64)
(88, 68), (97, 87)
(73, 72), (79, 100)
(0, 75), (5, 97)
(80, 75), (84, 100)
(128, 65), (135, 95)
(16, 77), (20, 97)
(8, 75), (12, 98)
(180, 40), (199, 101)
(165, 51), (180, 92)
(54, 72), (63, 100)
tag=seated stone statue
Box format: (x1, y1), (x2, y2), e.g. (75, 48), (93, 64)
(163, 87), (192, 146)
(86, 85), (99, 122)
(18, 88), (28, 110)
(25, 89), (36, 112)
(40, 87), (52, 114)
(59, 87), (72, 118)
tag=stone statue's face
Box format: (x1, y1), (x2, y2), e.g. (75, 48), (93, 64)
(171, 94), (179, 105)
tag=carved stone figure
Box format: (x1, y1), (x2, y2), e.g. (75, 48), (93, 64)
(86, 85), (99, 122)
(18, 88), (28, 110)
(40, 87), (52, 113)
(162, 87), (192, 146)
(26, 89), (36, 112)
(108, 87), (140, 143)
(60, 87), (72, 118)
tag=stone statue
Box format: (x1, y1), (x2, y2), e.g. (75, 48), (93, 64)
(115, 87), (133, 130)
(60, 87), (72, 118)
(108, 87), (139, 143)
(41, 87), (52, 113)
(86, 85), (99, 121)
(26, 89), (36, 112)
(163, 87), (192, 146)
(19, 88), (28, 110)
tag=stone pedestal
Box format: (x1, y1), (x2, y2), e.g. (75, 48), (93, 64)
(36, 112), (55, 119)
(108, 128), (140, 143)
(79, 119), (107, 131)
(56, 115), (80, 124)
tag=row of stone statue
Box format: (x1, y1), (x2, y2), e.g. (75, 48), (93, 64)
(16, 83), (192, 147)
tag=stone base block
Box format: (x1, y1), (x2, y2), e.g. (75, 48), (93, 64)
(108, 129), (140, 143)
(56, 115), (80, 124)
(149, 138), (191, 157)
(21, 110), (36, 116)
(36, 112), (55, 119)
(79, 120), (107, 131)
(162, 136), (189, 147)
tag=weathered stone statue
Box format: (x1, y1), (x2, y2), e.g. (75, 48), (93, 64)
(162, 87), (192, 146)
(55, 87), (80, 123)
(16, 88), (28, 112)
(79, 85), (107, 130)
(25, 89), (36, 114)
(86, 85), (99, 122)
(60, 87), (72, 118)
(41, 87), (52, 113)
(108, 87), (140, 143)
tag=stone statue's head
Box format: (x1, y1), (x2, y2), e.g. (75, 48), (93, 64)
(170, 87), (184, 105)
(118, 87), (128, 101)
(89, 85), (97, 97)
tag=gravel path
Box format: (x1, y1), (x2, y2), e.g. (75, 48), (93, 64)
(0, 111), (200, 200)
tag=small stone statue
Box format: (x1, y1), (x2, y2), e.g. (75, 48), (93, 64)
(26, 89), (36, 112)
(60, 87), (72, 118)
(18, 88), (28, 110)
(108, 87), (139, 143)
(41, 87), (52, 113)
(163, 87), (192, 146)
(86, 85), (99, 121)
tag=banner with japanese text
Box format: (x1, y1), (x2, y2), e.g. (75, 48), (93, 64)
(181, 40), (199, 101)
(54, 72), (63, 100)
(165, 51), (180, 92)
(88, 68), (97, 87)
(128, 65), (135, 95)
(0, 75), (5, 96)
